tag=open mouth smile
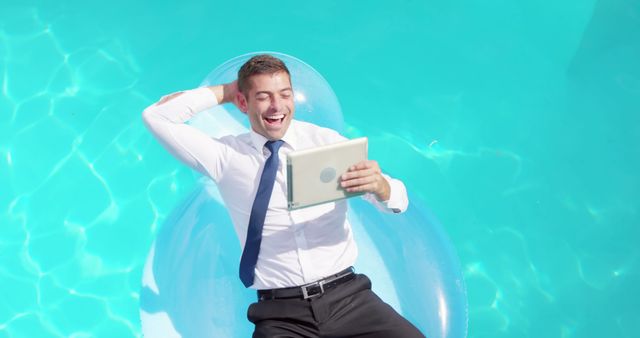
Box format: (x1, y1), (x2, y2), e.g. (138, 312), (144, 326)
(263, 114), (285, 126)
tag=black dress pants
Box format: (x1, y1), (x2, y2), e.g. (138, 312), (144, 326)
(247, 274), (425, 338)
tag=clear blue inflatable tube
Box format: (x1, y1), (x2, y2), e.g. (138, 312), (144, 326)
(140, 52), (468, 338)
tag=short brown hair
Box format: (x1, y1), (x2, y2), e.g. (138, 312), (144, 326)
(237, 54), (291, 94)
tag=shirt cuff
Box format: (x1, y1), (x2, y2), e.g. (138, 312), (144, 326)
(362, 174), (409, 214)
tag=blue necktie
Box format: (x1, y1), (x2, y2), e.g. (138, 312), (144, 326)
(239, 140), (284, 287)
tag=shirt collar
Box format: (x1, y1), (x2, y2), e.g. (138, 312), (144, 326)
(249, 120), (300, 152)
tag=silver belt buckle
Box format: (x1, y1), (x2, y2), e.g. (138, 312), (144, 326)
(301, 280), (325, 299)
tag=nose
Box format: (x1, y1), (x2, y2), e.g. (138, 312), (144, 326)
(270, 96), (282, 111)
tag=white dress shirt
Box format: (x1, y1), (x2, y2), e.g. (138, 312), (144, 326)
(142, 87), (409, 289)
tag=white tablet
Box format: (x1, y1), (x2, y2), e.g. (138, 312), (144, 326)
(287, 137), (368, 210)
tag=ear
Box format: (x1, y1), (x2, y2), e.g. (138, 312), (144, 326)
(237, 92), (248, 114)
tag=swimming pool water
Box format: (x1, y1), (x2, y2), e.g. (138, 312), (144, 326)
(1, 1), (639, 337)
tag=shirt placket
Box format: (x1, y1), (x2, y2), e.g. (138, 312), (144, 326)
(288, 210), (312, 283)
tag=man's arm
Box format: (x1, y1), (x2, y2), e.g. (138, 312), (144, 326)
(154, 82), (238, 106)
(340, 160), (409, 213)
(141, 82), (238, 180)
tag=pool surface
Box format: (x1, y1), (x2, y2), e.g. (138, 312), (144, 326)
(1, 0), (639, 337)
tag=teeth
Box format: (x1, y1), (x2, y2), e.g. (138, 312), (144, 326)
(265, 114), (284, 120)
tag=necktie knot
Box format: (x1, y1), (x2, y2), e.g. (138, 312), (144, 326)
(265, 140), (284, 154)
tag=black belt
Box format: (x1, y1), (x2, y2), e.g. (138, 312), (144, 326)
(257, 267), (356, 300)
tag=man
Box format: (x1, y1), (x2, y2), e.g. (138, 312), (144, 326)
(142, 54), (424, 337)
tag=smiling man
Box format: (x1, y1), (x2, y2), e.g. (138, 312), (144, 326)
(237, 65), (294, 141)
(142, 54), (424, 337)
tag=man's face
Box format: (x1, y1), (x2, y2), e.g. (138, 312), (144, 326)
(238, 71), (295, 141)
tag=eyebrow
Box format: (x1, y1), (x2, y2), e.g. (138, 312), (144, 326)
(254, 88), (293, 95)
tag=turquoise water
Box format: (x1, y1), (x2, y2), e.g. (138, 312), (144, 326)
(1, 0), (639, 337)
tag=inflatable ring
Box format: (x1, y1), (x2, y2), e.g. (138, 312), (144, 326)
(140, 52), (468, 338)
